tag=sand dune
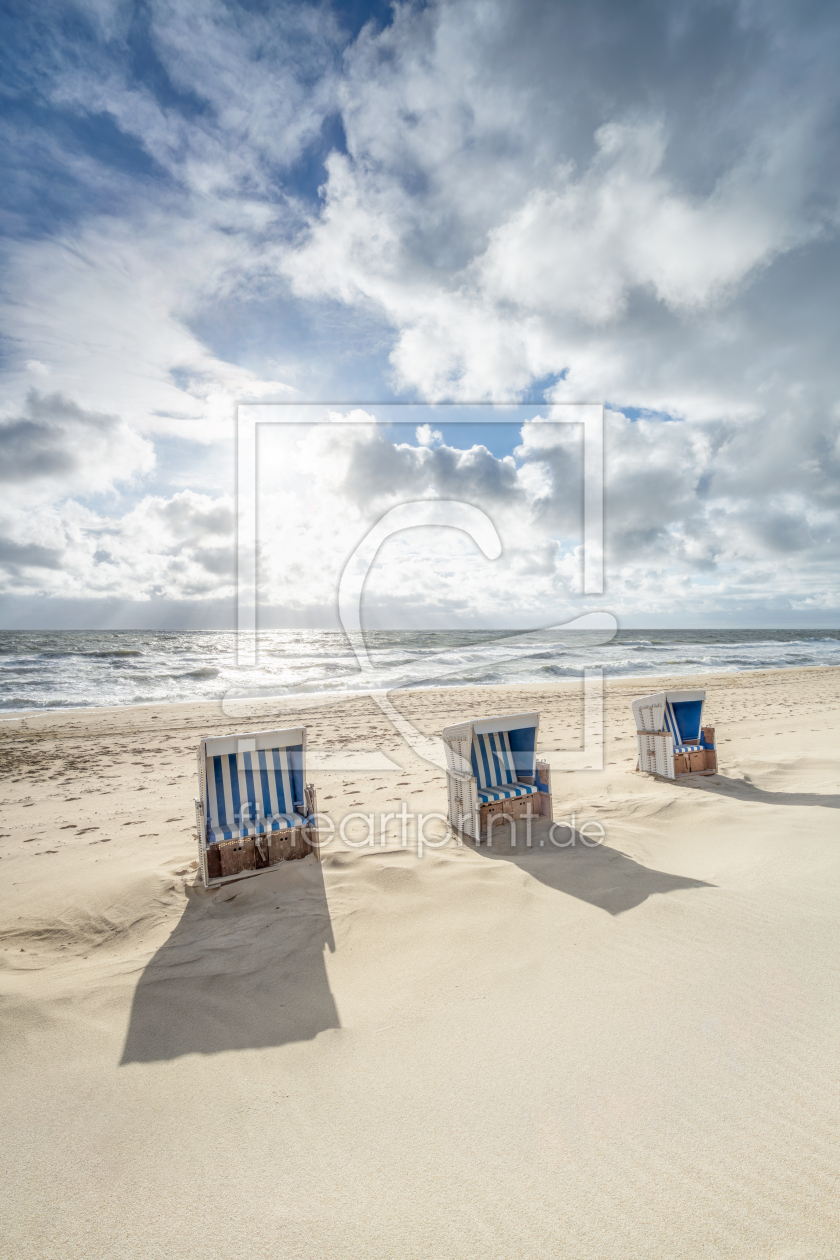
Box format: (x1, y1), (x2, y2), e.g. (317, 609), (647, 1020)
(2, 667), (839, 1258)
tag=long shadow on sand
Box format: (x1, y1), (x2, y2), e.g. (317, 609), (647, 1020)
(120, 855), (338, 1063)
(470, 819), (714, 915)
(677, 774), (840, 809)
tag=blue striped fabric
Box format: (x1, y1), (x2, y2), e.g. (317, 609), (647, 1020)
(477, 783), (538, 805)
(208, 813), (304, 844)
(207, 743), (307, 842)
(471, 731), (517, 789)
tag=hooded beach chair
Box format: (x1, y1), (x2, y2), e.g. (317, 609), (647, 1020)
(194, 727), (319, 887)
(632, 690), (717, 779)
(442, 711), (553, 841)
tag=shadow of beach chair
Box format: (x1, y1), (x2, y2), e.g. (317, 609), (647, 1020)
(194, 727), (319, 887)
(632, 690), (718, 780)
(442, 711), (553, 842)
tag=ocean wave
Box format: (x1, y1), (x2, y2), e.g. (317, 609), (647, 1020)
(407, 670), (507, 687)
(0, 696), (90, 709)
(84, 649), (144, 658)
(1, 628), (838, 712)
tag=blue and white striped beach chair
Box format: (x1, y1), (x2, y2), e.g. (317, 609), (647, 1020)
(632, 690), (717, 779)
(442, 711), (553, 841)
(195, 727), (319, 887)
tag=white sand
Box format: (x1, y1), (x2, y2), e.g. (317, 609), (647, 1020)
(2, 667), (839, 1258)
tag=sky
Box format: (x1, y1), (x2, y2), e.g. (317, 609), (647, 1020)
(1, 0), (840, 630)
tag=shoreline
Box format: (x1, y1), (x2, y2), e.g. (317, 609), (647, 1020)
(1, 661), (838, 730)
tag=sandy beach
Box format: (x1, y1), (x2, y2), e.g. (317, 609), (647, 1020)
(2, 665), (839, 1259)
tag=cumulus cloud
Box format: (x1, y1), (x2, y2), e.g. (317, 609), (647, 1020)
(415, 423), (442, 447)
(2, 398), (839, 622)
(242, 402), (840, 625)
(3, 0), (840, 624)
(284, 1), (840, 408)
(0, 391), (154, 493)
(249, 412), (579, 625)
(0, 489), (235, 599)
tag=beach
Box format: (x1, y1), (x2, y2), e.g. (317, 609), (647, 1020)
(2, 665), (839, 1258)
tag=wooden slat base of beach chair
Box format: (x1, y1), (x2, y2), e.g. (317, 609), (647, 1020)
(674, 727), (718, 777)
(268, 828), (308, 864)
(206, 843), (222, 881)
(651, 744), (718, 780)
(535, 759), (553, 819)
(531, 791), (553, 818)
(218, 838), (257, 878)
(479, 793), (544, 837)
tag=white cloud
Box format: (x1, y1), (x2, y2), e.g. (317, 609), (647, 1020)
(3, 0), (840, 624)
(2, 401), (839, 624)
(0, 391), (155, 499)
(0, 489), (235, 601)
(415, 423), (443, 447)
(250, 414), (581, 625)
(285, 12), (837, 406)
(0, 213), (297, 442)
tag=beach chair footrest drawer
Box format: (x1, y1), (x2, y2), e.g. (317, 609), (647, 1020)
(205, 828), (318, 880)
(674, 748), (717, 775)
(268, 828), (312, 863)
(479, 795), (542, 828)
(215, 838), (257, 877)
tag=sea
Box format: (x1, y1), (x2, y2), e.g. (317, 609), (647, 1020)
(1, 628), (839, 713)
